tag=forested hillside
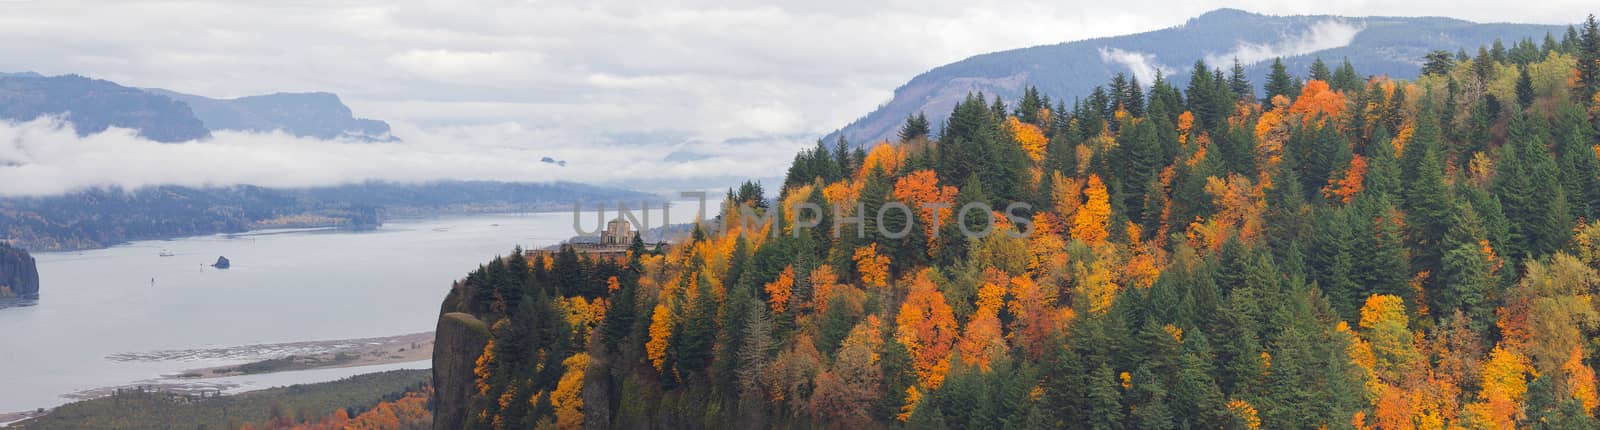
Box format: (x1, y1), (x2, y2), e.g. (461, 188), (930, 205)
(0, 181), (657, 251)
(435, 16), (1600, 429)
(828, 8), (1563, 146)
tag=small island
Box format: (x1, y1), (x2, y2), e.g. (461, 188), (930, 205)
(211, 256), (230, 269)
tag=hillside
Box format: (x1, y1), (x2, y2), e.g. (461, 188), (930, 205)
(0, 181), (661, 252)
(0, 73), (394, 142)
(0, 74), (210, 142)
(431, 17), (1600, 429)
(829, 8), (1565, 145)
(146, 89), (397, 142)
(14, 369), (429, 430)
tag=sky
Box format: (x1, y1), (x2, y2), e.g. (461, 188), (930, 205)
(0, 0), (1595, 196)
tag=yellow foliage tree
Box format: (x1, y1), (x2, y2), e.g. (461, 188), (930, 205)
(1070, 174), (1111, 246)
(549, 353), (590, 430)
(1009, 116), (1048, 163)
(646, 303), (673, 371)
(853, 244), (890, 289)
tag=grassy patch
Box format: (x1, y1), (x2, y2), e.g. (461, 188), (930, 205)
(14, 369), (429, 430)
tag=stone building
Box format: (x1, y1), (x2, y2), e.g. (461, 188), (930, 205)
(601, 217), (637, 246)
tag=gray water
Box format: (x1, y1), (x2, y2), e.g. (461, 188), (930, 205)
(0, 203), (692, 412)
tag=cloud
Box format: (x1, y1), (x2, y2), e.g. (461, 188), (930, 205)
(1098, 47), (1169, 84)
(1205, 19), (1364, 66)
(0, 118), (808, 197)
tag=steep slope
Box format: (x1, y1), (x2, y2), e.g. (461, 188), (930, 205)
(829, 8), (1563, 145)
(0, 242), (39, 299)
(0, 74), (210, 142)
(146, 89), (396, 142)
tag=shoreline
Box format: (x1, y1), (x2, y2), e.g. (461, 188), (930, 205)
(1, 332), (435, 427)
(163, 332), (434, 379)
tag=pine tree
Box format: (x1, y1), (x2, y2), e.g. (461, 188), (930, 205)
(1516, 65), (1535, 110)
(1085, 364), (1126, 430)
(1498, 112), (1572, 261)
(1125, 75), (1146, 117)
(1422, 50), (1456, 76)
(1576, 14), (1600, 102)
(900, 112), (931, 143)
(1117, 118), (1161, 224)
(1554, 102), (1600, 219)
(1436, 202), (1494, 333)
(1400, 105), (1452, 280)
(1228, 58), (1254, 102)
(1332, 58), (1361, 93)
(1309, 57), (1331, 82)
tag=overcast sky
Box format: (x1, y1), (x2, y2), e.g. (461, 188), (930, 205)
(0, 1), (1595, 196)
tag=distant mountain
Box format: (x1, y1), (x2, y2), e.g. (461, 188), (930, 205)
(0, 73), (394, 142)
(829, 8), (1566, 145)
(145, 89), (397, 142)
(0, 74), (211, 142)
(0, 181), (662, 252)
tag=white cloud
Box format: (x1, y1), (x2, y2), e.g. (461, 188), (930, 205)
(0, 118), (807, 197)
(1098, 47), (1169, 84)
(1205, 19), (1364, 66)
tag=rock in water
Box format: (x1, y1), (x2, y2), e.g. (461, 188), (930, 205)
(212, 256), (231, 269)
(0, 243), (40, 299)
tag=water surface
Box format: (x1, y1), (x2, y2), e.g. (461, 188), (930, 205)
(0, 204), (686, 412)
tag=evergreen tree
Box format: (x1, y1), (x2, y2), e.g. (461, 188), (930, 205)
(900, 112), (932, 143)
(1228, 58), (1254, 102)
(1400, 105), (1452, 280)
(1516, 64), (1535, 110)
(1497, 112), (1570, 261)
(1436, 202), (1494, 333)
(1577, 14), (1600, 103)
(1125, 75), (1145, 117)
(1554, 102), (1600, 219)
(1265, 58), (1294, 102)
(1422, 50), (1456, 76)
(1331, 58), (1362, 93)
(1308, 57), (1331, 82)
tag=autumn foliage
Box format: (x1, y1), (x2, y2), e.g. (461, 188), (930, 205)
(441, 36), (1600, 429)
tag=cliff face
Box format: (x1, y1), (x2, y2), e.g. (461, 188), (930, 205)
(432, 284), (488, 430)
(0, 243), (40, 298)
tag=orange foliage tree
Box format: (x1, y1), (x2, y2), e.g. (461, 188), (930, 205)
(765, 265), (796, 315)
(1289, 80), (1348, 126)
(853, 244), (890, 289)
(1070, 174), (1111, 246)
(896, 269), (957, 389)
(1325, 154), (1368, 204)
(893, 170), (958, 246)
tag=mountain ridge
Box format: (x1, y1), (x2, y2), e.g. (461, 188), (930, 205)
(0, 73), (394, 142)
(827, 8), (1566, 146)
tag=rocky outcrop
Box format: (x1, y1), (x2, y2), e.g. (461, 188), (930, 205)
(432, 284), (488, 430)
(0, 243), (40, 298)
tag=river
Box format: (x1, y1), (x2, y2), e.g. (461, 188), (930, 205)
(0, 201), (697, 413)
